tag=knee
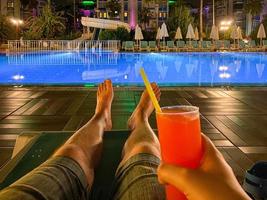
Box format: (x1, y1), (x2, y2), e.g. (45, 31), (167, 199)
(124, 142), (161, 159)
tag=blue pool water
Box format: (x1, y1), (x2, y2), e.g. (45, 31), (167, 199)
(0, 51), (267, 86)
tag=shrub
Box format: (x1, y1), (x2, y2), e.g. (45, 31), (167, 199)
(99, 27), (131, 41)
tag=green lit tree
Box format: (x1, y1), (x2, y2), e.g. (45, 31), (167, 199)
(244, 0), (264, 35)
(106, 0), (121, 19)
(24, 2), (66, 39)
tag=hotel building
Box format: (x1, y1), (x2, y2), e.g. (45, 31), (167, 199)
(0, 0), (47, 19)
(95, 0), (168, 29)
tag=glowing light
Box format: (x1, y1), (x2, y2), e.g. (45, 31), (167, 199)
(219, 66), (228, 71)
(220, 20), (232, 26)
(219, 73), (231, 79)
(129, 0), (136, 29)
(220, 19), (233, 31)
(10, 18), (23, 25)
(81, 1), (95, 6)
(243, 39), (249, 43)
(124, 74), (128, 79)
(12, 75), (24, 80)
(124, 12), (128, 17)
(220, 26), (229, 31)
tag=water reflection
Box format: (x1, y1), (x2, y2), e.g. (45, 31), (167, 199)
(2, 52), (267, 85)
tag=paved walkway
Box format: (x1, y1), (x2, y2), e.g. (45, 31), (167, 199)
(0, 87), (267, 182)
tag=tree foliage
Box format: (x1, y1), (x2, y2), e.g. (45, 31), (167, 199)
(0, 15), (16, 43)
(244, 0), (264, 16)
(24, 4), (66, 39)
(106, 0), (121, 18)
(167, 0), (195, 39)
(99, 27), (130, 41)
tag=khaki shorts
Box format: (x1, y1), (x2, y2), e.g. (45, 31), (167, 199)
(0, 154), (165, 200)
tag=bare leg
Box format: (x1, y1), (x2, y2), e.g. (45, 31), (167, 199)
(54, 80), (113, 188)
(120, 83), (161, 165)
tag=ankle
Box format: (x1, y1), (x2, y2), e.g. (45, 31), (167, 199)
(92, 113), (107, 125)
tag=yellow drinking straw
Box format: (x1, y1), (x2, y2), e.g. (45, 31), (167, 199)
(140, 67), (162, 113)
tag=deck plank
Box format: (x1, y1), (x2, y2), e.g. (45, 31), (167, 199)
(0, 87), (267, 183)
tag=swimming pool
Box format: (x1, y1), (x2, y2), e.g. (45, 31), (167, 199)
(0, 51), (266, 86)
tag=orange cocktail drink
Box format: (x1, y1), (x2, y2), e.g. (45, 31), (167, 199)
(156, 106), (203, 200)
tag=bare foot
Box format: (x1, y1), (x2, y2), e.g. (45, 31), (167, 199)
(128, 83), (161, 130)
(95, 79), (113, 130)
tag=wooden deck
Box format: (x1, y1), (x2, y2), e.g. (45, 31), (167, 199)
(0, 87), (267, 182)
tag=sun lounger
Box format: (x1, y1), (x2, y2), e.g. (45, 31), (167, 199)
(160, 41), (167, 51)
(176, 41), (186, 51)
(0, 131), (130, 199)
(166, 41), (175, 52)
(222, 40), (231, 51)
(214, 40), (222, 50)
(148, 41), (157, 51)
(239, 41), (246, 51)
(125, 41), (134, 51)
(248, 40), (259, 52)
(121, 41), (125, 51)
(262, 40), (267, 51)
(140, 41), (148, 51)
(192, 41), (199, 51)
(200, 41), (212, 52)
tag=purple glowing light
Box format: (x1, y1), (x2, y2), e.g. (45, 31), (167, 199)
(83, 10), (90, 17)
(129, 0), (136, 29)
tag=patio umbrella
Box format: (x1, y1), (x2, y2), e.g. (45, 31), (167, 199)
(257, 23), (266, 46)
(156, 27), (162, 40)
(134, 25), (144, 47)
(186, 23), (195, 45)
(194, 27), (199, 40)
(175, 27), (183, 40)
(210, 25), (219, 41)
(160, 23), (169, 42)
(231, 24), (239, 47)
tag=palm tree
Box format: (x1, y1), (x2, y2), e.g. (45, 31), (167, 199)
(244, 0), (263, 35)
(25, 3), (66, 39)
(200, 0), (203, 40)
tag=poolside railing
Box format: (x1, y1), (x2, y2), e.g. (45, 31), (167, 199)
(7, 51), (119, 65)
(7, 40), (120, 53)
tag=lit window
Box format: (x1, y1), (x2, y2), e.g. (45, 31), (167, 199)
(163, 13), (166, 18)
(100, 12), (102, 18)
(7, 1), (14, 8)
(124, 12), (127, 17)
(103, 12), (107, 18)
(159, 12), (162, 18)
